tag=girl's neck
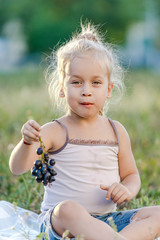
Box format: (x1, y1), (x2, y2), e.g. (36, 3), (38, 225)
(66, 111), (102, 127)
(60, 113), (114, 142)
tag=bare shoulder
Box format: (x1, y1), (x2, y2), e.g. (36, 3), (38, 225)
(40, 120), (62, 133)
(39, 120), (67, 152)
(112, 120), (131, 144)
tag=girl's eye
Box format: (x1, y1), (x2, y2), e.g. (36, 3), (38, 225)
(93, 81), (101, 85)
(72, 81), (81, 85)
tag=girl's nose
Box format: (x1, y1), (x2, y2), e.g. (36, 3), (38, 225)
(81, 84), (92, 96)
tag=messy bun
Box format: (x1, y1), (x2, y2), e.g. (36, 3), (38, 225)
(46, 22), (124, 115)
(77, 23), (102, 43)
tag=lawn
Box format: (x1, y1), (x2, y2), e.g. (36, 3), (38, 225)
(0, 67), (160, 213)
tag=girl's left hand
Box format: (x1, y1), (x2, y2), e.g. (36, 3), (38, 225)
(100, 183), (132, 205)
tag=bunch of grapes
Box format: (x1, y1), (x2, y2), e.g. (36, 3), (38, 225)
(31, 137), (57, 186)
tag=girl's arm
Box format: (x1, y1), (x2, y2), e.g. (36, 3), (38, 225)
(100, 121), (141, 204)
(9, 139), (40, 175)
(117, 121), (141, 199)
(9, 120), (55, 175)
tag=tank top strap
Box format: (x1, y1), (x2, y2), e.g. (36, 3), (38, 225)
(55, 119), (69, 142)
(108, 118), (119, 145)
(50, 119), (69, 154)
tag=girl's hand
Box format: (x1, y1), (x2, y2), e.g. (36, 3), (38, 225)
(100, 183), (132, 205)
(21, 120), (41, 145)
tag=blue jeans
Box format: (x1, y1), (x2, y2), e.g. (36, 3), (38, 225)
(40, 208), (138, 240)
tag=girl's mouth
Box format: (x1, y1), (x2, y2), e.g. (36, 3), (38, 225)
(81, 102), (93, 105)
(80, 102), (94, 107)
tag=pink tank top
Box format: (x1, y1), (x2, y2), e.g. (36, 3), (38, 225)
(39, 118), (120, 225)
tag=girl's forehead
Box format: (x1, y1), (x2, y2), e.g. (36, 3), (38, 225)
(71, 51), (102, 63)
(66, 52), (110, 76)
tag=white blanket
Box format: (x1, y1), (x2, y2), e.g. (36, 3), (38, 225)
(0, 200), (160, 240)
(0, 201), (39, 240)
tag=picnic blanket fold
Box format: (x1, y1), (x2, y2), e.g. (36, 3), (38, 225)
(0, 200), (39, 240)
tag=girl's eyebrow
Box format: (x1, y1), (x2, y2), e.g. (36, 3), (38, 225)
(92, 75), (103, 79)
(71, 75), (82, 78)
(71, 75), (103, 79)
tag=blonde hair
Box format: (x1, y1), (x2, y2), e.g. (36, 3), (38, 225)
(46, 22), (124, 114)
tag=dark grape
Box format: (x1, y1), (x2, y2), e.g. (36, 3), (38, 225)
(34, 160), (42, 169)
(42, 163), (48, 168)
(36, 147), (43, 155)
(44, 171), (51, 180)
(44, 153), (49, 162)
(31, 167), (37, 176)
(48, 165), (57, 176)
(41, 166), (47, 175)
(37, 169), (43, 179)
(49, 176), (55, 183)
(42, 180), (48, 186)
(52, 170), (57, 176)
(49, 159), (55, 166)
(36, 177), (43, 183)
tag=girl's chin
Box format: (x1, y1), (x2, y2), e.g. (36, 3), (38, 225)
(68, 108), (100, 119)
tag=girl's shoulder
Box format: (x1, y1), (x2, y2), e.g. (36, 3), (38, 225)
(112, 120), (131, 145)
(39, 119), (67, 152)
(40, 119), (64, 132)
(40, 120), (62, 136)
(112, 120), (127, 132)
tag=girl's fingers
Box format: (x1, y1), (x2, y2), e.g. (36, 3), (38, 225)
(112, 189), (124, 203)
(25, 125), (40, 138)
(106, 183), (117, 200)
(116, 193), (128, 205)
(110, 185), (123, 200)
(23, 134), (39, 144)
(28, 120), (41, 131)
(101, 183), (130, 204)
(111, 185), (131, 204)
(21, 120), (41, 145)
(22, 120), (40, 139)
(24, 134), (39, 142)
(100, 184), (109, 190)
(23, 127), (39, 139)
(23, 137), (38, 145)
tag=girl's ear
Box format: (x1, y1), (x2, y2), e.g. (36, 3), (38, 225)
(107, 83), (114, 99)
(59, 89), (65, 98)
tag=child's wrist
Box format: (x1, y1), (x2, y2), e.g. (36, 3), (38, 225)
(22, 139), (32, 145)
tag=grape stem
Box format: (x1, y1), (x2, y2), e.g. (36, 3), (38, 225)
(39, 136), (43, 148)
(39, 136), (48, 164)
(39, 137), (44, 163)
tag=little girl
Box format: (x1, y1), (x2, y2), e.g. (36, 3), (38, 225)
(9, 23), (160, 240)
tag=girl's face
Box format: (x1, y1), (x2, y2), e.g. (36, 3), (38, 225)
(60, 52), (113, 120)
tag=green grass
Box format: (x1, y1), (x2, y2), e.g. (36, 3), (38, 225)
(0, 67), (160, 213)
